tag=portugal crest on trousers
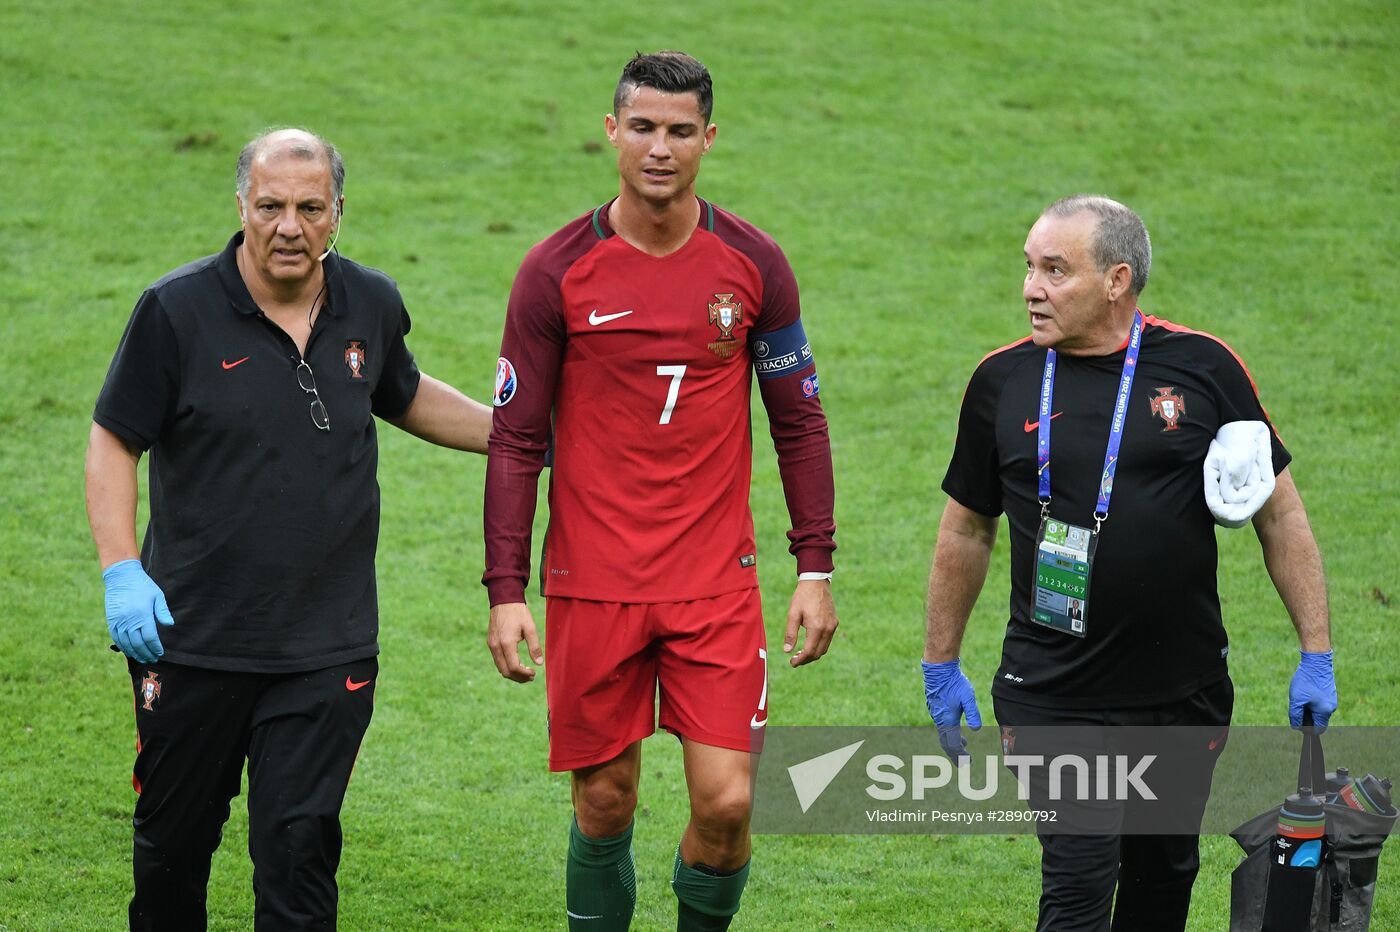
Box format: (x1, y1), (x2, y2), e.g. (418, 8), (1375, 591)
(140, 670), (161, 711)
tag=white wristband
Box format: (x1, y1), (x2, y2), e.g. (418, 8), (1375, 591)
(798, 572), (833, 582)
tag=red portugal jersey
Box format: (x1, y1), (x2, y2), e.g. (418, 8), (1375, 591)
(483, 198), (836, 605)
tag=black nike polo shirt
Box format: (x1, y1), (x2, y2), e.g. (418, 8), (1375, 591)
(943, 316), (1291, 709)
(94, 233), (421, 673)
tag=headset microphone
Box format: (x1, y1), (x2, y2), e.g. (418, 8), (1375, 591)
(317, 222), (340, 262)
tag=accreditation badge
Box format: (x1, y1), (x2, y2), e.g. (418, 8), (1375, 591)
(1031, 516), (1096, 638)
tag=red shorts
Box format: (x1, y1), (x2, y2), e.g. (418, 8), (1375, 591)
(543, 588), (768, 772)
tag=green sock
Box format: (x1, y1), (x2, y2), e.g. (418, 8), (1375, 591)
(566, 816), (636, 931)
(672, 847), (750, 931)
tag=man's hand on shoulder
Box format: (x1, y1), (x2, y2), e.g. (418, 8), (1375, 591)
(784, 578), (837, 668)
(487, 601), (543, 683)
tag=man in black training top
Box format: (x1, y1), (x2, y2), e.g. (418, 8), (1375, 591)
(85, 127), (492, 931)
(920, 195), (1337, 931)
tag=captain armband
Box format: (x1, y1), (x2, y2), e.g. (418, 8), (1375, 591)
(750, 319), (815, 381)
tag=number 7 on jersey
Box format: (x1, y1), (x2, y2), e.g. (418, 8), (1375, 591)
(656, 365), (687, 425)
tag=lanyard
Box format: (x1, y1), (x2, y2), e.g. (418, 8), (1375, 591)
(1036, 310), (1144, 531)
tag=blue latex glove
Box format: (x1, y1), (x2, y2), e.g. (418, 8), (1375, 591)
(1289, 649), (1337, 730)
(103, 559), (175, 664)
(922, 659), (982, 761)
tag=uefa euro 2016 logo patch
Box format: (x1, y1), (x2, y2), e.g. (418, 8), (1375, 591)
(494, 357), (518, 407)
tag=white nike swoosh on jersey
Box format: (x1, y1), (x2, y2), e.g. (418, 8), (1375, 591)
(588, 309), (634, 325)
(750, 713), (768, 728)
(566, 911), (604, 920)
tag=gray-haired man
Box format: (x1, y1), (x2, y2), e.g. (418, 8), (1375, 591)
(86, 127), (491, 930)
(921, 196), (1335, 930)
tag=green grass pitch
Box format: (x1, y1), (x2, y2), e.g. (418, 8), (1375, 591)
(1, 0), (1396, 928)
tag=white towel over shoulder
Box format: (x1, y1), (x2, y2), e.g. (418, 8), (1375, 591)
(1203, 420), (1275, 528)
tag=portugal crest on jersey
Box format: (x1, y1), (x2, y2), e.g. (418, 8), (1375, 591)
(140, 670), (161, 711)
(707, 293), (743, 359)
(344, 340), (366, 379)
(1150, 386), (1186, 431)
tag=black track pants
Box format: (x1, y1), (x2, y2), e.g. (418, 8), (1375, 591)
(125, 656), (377, 931)
(993, 676), (1233, 932)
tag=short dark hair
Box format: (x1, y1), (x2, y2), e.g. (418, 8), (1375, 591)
(613, 50), (713, 123)
(1044, 194), (1152, 296)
